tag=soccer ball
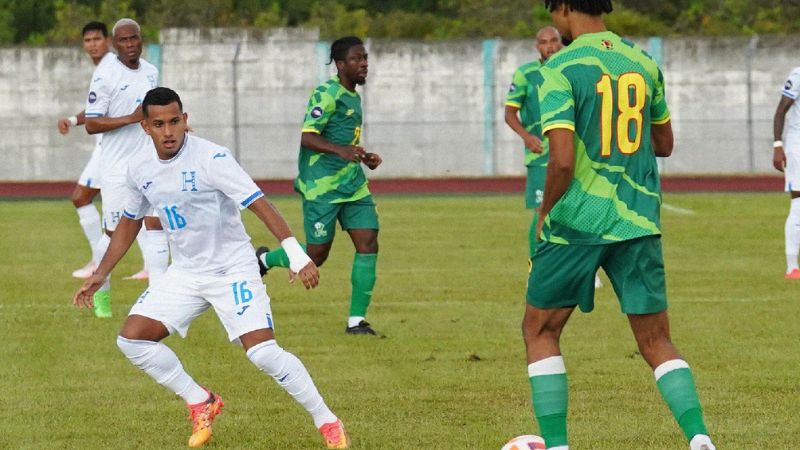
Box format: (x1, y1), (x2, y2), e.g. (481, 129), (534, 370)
(500, 434), (546, 450)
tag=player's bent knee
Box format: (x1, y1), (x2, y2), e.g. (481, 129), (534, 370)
(246, 339), (287, 376)
(117, 336), (158, 365)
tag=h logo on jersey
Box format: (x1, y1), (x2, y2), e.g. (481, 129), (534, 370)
(181, 171), (198, 192)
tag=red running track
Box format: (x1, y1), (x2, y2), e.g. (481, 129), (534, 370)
(0, 176), (784, 198)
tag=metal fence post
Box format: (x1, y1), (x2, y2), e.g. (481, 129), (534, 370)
(482, 39), (498, 176)
(746, 35), (759, 173)
(232, 41), (242, 160)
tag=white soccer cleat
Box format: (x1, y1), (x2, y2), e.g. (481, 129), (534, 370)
(124, 269), (149, 280)
(689, 434), (715, 450)
(594, 274), (603, 288)
(71, 261), (96, 279)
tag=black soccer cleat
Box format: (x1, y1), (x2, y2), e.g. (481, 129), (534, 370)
(345, 320), (378, 336)
(255, 246), (270, 277)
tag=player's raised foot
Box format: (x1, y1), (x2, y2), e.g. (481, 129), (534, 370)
(72, 261), (96, 279)
(92, 290), (112, 318)
(255, 246), (270, 277)
(124, 269), (149, 280)
(319, 419), (350, 449)
(689, 434), (715, 450)
(187, 390), (224, 448)
(785, 268), (800, 279)
(345, 320), (377, 336)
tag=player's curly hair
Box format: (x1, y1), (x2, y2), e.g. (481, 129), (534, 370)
(142, 87), (183, 118)
(544, 0), (613, 15)
(328, 36), (364, 64)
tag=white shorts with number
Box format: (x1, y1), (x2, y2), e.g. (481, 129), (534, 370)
(77, 141), (102, 189)
(128, 268), (274, 342)
(785, 133), (800, 192)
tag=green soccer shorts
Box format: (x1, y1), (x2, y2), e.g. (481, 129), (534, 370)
(302, 195), (379, 245)
(525, 165), (546, 209)
(526, 235), (667, 314)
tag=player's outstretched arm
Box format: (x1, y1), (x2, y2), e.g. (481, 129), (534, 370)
(301, 131), (365, 163)
(247, 198), (319, 289)
(85, 105), (143, 134)
(652, 121), (674, 158)
(73, 217), (142, 308)
(536, 128), (575, 238)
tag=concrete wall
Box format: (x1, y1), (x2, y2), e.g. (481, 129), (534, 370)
(1, 29), (796, 181)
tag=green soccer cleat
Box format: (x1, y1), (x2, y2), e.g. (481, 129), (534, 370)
(93, 290), (112, 318)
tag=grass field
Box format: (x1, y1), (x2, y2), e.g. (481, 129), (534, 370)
(1, 193), (798, 449)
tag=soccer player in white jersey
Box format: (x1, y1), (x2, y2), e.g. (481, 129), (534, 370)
(83, 18), (169, 317)
(58, 21), (150, 281)
(773, 65), (800, 279)
(73, 87), (351, 449)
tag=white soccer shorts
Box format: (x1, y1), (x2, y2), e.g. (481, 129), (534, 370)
(127, 268), (274, 342)
(784, 133), (800, 192)
(77, 141), (102, 189)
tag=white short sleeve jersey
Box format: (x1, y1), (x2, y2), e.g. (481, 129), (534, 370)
(122, 134), (264, 276)
(782, 67), (800, 136)
(85, 55), (158, 181)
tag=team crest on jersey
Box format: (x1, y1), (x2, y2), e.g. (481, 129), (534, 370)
(601, 39), (614, 50)
(88, 91), (97, 103)
(508, 83), (517, 93)
(311, 106), (324, 119)
(787, 80), (794, 90)
(313, 222), (327, 238)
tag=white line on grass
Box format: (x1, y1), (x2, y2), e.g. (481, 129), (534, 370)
(662, 202), (695, 215)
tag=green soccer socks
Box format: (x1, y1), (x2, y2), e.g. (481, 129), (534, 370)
(349, 253), (377, 318)
(655, 359), (710, 441)
(528, 356), (569, 449)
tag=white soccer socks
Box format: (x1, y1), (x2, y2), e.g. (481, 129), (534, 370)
(76, 204), (102, 260)
(144, 229), (169, 284)
(247, 340), (337, 428)
(117, 337), (208, 404)
(785, 197), (800, 273)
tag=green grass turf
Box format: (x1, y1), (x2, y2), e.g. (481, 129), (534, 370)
(1, 193), (798, 449)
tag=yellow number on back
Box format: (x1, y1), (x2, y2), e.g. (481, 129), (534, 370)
(595, 73), (646, 157)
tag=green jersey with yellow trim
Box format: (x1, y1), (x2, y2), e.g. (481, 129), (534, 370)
(505, 60), (547, 167)
(295, 75), (369, 204)
(537, 31), (670, 245)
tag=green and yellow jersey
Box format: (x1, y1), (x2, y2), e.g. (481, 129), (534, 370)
(505, 60), (547, 167)
(295, 75), (370, 204)
(537, 31), (670, 245)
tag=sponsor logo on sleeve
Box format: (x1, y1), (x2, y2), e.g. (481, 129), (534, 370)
(310, 106), (323, 119)
(786, 79), (794, 91)
(508, 83), (517, 93)
(88, 91), (97, 103)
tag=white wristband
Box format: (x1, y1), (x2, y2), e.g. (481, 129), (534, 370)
(281, 237), (312, 273)
(68, 116), (78, 127)
(774, 140), (784, 148)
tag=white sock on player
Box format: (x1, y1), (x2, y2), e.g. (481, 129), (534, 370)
(785, 197), (800, 273)
(117, 336), (208, 404)
(135, 227), (149, 271)
(76, 204), (102, 262)
(144, 229), (169, 284)
(247, 340), (337, 428)
(92, 233), (111, 291)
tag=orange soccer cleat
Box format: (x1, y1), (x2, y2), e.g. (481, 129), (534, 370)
(319, 419), (350, 449)
(187, 390), (224, 448)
